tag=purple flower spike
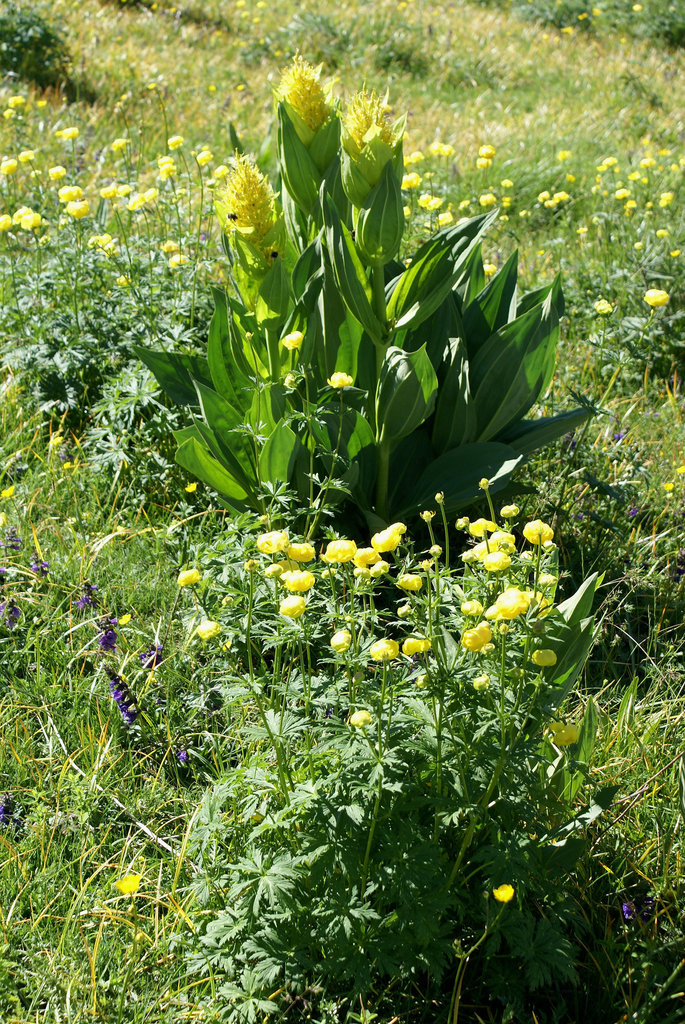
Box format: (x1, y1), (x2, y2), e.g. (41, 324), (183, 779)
(140, 644), (164, 669)
(98, 628), (118, 652)
(106, 670), (139, 726)
(622, 902), (635, 921)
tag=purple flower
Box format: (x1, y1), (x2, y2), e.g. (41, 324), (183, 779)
(622, 902), (635, 921)
(0, 600), (20, 629)
(106, 670), (139, 726)
(176, 749), (189, 764)
(98, 628), (118, 652)
(31, 558), (50, 576)
(627, 504), (639, 519)
(3, 529), (22, 551)
(140, 644), (164, 669)
(76, 582), (98, 610)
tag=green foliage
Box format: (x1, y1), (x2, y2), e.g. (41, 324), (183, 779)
(0, 2), (72, 90)
(141, 72), (590, 529)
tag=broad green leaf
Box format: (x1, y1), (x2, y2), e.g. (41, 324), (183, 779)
(376, 345), (438, 443)
(229, 306), (269, 381)
(462, 250), (519, 360)
(431, 337), (477, 453)
(207, 287), (252, 412)
(292, 238), (323, 300)
(255, 256), (291, 328)
(557, 572), (602, 625)
(386, 211), (498, 332)
(457, 241), (486, 308)
(192, 417), (256, 496)
(501, 406), (591, 457)
(176, 436), (252, 510)
(259, 420), (301, 487)
(394, 442), (523, 517)
(320, 188), (383, 341)
(316, 267), (364, 385)
(470, 293), (560, 442)
(194, 381), (257, 490)
(247, 382), (286, 437)
(308, 116), (341, 174)
(518, 272), (565, 319)
(387, 428), (434, 510)
(356, 159), (404, 263)
(277, 103), (321, 214)
(135, 348), (212, 407)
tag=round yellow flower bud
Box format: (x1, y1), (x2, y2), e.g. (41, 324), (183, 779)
(279, 595), (306, 618)
(370, 638), (399, 661)
(287, 542), (316, 562)
(397, 603), (412, 618)
(397, 573), (423, 592)
(532, 648), (557, 667)
(264, 563), (283, 579)
(178, 568), (201, 587)
(402, 636), (431, 656)
(282, 570), (315, 593)
(349, 709), (372, 728)
(196, 619), (222, 640)
(522, 519), (554, 545)
(257, 530), (289, 554)
(473, 673), (490, 691)
(324, 539), (357, 563)
(500, 504), (519, 519)
(492, 884), (514, 903)
(369, 560), (390, 578)
(331, 629), (352, 653)
(461, 622), (492, 651)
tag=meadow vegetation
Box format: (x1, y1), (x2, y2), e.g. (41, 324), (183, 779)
(0, 1), (683, 1022)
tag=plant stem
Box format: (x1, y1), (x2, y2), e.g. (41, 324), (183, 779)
(375, 434), (391, 522)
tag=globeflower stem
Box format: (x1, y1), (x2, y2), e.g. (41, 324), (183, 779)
(375, 435), (391, 521)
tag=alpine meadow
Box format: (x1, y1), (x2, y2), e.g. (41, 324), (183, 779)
(0, 1), (684, 1023)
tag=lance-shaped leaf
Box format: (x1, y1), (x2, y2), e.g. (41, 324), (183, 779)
(431, 336), (477, 453)
(259, 420), (302, 487)
(194, 380), (257, 492)
(320, 187), (383, 341)
(255, 256), (291, 328)
(462, 250), (519, 361)
(356, 159), (404, 264)
(277, 102), (321, 214)
(501, 406), (591, 457)
(376, 345), (438, 443)
(470, 291), (560, 442)
(394, 442), (523, 517)
(207, 287), (252, 413)
(176, 436), (253, 511)
(135, 348), (212, 407)
(386, 210), (498, 332)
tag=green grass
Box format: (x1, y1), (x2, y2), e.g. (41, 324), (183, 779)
(1, 1), (684, 1021)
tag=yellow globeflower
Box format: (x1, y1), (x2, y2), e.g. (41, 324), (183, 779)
(178, 568), (202, 587)
(401, 172), (422, 190)
(0, 158), (18, 175)
(354, 547), (380, 568)
(282, 330), (304, 351)
(495, 588), (531, 620)
(532, 649), (557, 667)
(0, 214), (12, 231)
(482, 551), (511, 572)
(197, 620), (222, 640)
(371, 522), (406, 552)
(397, 573), (423, 592)
(349, 709), (372, 728)
(594, 299), (613, 315)
(257, 530), (289, 554)
(279, 595), (306, 618)
(281, 570), (315, 593)
(324, 539), (357, 563)
(402, 636), (431, 656)
(461, 599), (484, 617)
(369, 560), (389, 578)
(58, 185), (83, 204)
(328, 372), (354, 388)
(331, 629), (352, 653)
(478, 144), (496, 159)
(370, 638), (399, 661)
(287, 542), (315, 562)
(468, 518), (496, 538)
(115, 873), (141, 895)
(461, 622), (492, 651)
(168, 135), (184, 149)
(493, 884), (514, 903)
(523, 519), (554, 545)
(643, 289), (669, 308)
(66, 200), (90, 219)
(550, 721), (579, 746)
